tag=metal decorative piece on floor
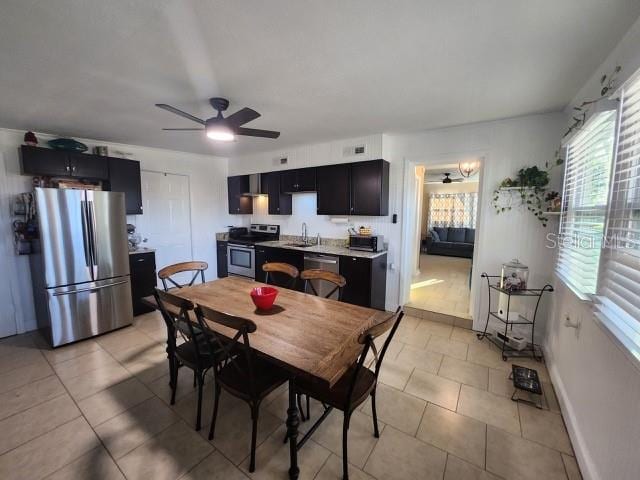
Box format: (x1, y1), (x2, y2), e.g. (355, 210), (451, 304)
(510, 365), (544, 409)
(477, 273), (553, 361)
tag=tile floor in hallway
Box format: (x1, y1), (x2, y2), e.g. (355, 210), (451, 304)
(0, 312), (582, 480)
(408, 254), (472, 319)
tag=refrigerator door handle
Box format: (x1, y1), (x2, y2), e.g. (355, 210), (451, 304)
(87, 201), (98, 268)
(80, 200), (91, 267)
(52, 279), (129, 296)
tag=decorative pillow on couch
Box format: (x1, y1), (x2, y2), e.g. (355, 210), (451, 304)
(433, 227), (448, 242)
(447, 227), (466, 243)
(429, 228), (440, 242)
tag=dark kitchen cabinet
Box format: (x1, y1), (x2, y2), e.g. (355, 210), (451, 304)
(129, 251), (157, 315)
(316, 163), (350, 215)
(280, 167), (316, 193)
(67, 152), (109, 179)
(216, 241), (228, 278)
(262, 172), (292, 215)
(350, 159), (389, 216)
(20, 146), (69, 177)
(107, 158), (143, 215)
(228, 175), (253, 214)
(255, 246), (303, 290)
(340, 253), (387, 310)
(20, 146), (109, 180)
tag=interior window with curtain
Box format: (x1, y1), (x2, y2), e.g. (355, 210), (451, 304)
(596, 74), (640, 358)
(556, 108), (617, 297)
(427, 192), (478, 229)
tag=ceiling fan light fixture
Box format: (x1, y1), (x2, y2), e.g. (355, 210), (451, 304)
(206, 125), (235, 142)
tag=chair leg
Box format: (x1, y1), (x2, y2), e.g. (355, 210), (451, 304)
(208, 383), (221, 440)
(170, 359), (178, 405)
(296, 394), (306, 421)
(371, 389), (380, 438)
(306, 395), (310, 420)
(195, 372), (204, 431)
(249, 404), (260, 473)
(342, 414), (350, 480)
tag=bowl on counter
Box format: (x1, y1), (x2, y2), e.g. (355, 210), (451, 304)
(250, 286), (279, 310)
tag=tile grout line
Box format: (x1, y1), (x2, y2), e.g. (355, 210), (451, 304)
(37, 346), (130, 480)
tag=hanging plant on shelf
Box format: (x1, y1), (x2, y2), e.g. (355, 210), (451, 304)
(492, 152), (563, 227)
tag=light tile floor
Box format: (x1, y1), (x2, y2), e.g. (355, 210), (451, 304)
(0, 312), (582, 480)
(408, 254), (472, 318)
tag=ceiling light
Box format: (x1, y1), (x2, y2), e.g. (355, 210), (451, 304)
(206, 124), (235, 142)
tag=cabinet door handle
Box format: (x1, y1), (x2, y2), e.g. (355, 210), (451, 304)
(65, 164), (70, 172)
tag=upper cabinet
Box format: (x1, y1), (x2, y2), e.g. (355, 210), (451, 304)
(262, 172), (292, 215)
(316, 163), (351, 215)
(351, 159), (389, 216)
(280, 167), (316, 193)
(227, 159), (389, 216)
(227, 175), (253, 214)
(107, 158), (143, 215)
(20, 146), (109, 180)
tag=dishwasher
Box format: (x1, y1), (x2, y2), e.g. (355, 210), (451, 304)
(303, 253), (340, 299)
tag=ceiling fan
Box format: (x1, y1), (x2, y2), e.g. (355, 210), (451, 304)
(442, 173), (463, 184)
(155, 97), (280, 142)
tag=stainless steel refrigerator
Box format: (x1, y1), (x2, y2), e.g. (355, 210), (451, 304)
(30, 187), (133, 347)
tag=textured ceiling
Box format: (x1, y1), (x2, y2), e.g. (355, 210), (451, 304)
(1, 0), (639, 156)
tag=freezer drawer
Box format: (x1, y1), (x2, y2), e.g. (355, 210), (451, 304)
(46, 277), (133, 347)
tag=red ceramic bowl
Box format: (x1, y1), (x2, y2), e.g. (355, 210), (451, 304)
(250, 286), (279, 310)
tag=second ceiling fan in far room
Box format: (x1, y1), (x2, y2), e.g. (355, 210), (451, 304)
(155, 97), (280, 142)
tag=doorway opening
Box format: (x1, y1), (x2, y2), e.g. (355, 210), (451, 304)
(407, 162), (480, 320)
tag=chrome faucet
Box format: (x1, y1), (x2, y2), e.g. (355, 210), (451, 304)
(302, 222), (308, 244)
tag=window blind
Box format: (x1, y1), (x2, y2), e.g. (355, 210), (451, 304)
(595, 75), (640, 356)
(556, 109), (617, 297)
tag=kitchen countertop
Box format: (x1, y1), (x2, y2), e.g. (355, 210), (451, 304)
(255, 240), (387, 259)
(129, 247), (155, 255)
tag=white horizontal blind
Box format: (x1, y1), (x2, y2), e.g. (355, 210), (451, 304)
(596, 76), (640, 352)
(556, 110), (616, 296)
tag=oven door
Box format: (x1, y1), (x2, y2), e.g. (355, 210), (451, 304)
(227, 244), (255, 278)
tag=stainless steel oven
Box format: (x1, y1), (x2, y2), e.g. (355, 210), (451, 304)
(227, 243), (255, 278)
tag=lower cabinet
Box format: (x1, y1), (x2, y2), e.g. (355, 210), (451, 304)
(255, 246), (304, 290)
(129, 252), (157, 316)
(339, 253), (387, 310)
(216, 241), (228, 278)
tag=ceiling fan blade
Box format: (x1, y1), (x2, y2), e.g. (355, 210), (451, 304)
(155, 104), (205, 125)
(225, 107), (261, 127)
(235, 127), (280, 139)
(162, 128), (205, 131)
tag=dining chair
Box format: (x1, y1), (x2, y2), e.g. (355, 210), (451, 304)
(290, 307), (404, 480)
(194, 304), (288, 473)
(154, 288), (221, 431)
(158, 261), (208, 291)
(262, 262), (299, 289)
(301, 269), (347, 300)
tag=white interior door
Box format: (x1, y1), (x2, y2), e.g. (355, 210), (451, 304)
(135, 171), (192, 285)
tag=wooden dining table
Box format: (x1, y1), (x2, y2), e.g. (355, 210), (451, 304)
(163, 276), (393, 479)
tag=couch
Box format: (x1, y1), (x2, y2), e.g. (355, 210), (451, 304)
(426, 227), (475, 258)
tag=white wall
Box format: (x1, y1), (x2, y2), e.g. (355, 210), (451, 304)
(0, 128), (229, 334)
(386, 112), (565, 332)
(545, 16), (640, 480)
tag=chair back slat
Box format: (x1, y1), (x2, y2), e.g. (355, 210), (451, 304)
(158, 261), (208, 291)
(154, 288), (211, 367)
(194, 304), (259, 396)
(263, 262), (299, 289)
(301, 269), (346, 299)
(344, 307), (404, 408)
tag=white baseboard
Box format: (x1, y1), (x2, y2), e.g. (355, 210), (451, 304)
(543, 345), (599, 480)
